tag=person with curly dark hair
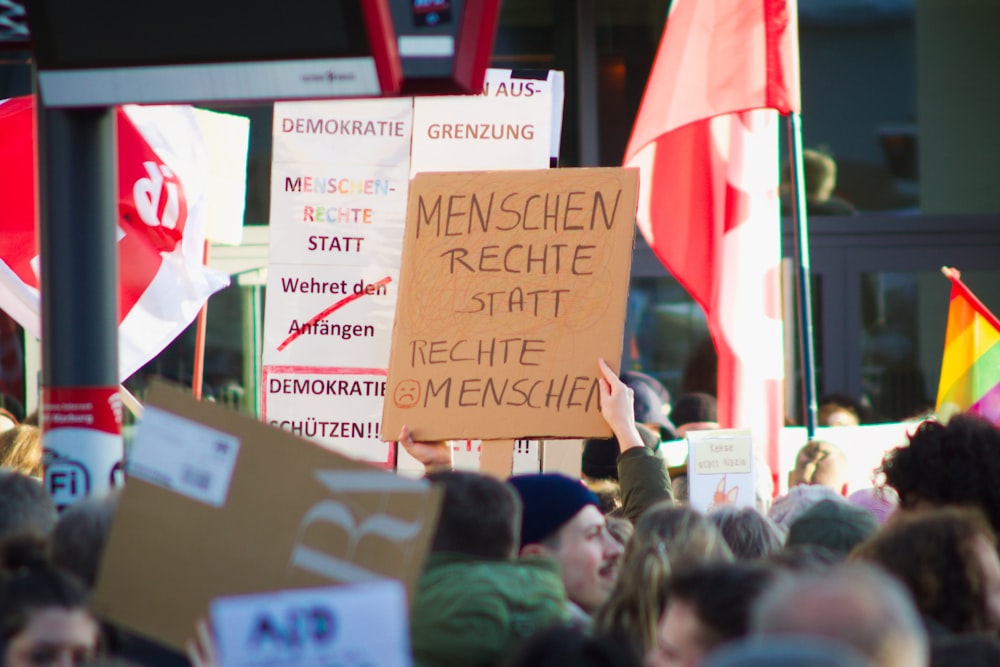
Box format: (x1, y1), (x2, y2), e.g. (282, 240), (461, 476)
(879, 414), (1000, 534)
(851, 507), (1000, 635)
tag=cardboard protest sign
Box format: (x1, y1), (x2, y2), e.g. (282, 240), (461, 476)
(686, 429), (756, 513)
(211, 581), (411, 667)
(91, 381), (441, 651)
(382, 168), (638, 441)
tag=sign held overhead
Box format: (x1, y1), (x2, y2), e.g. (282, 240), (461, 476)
(383, 167), (639, 442)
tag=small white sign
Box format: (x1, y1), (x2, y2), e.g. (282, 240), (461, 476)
(211, 580), (411, 667)
(687, 429), (756, 513)
(410, 69), (553, 175)
(127, 406), (240, 507)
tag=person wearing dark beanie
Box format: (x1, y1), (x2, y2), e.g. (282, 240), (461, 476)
(509, 472), (621, 621)
(509, 474), (603, 547)
(506, 359), (651, 621)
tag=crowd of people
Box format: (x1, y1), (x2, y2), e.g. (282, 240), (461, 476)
(3, 360), (1000, 667)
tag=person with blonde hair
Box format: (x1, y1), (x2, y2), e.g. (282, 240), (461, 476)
(788, 439), (848, 495)
(595, 505), (733, 655)
(0, 424), (42, 478)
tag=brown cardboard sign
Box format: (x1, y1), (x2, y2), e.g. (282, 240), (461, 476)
(91, 381), (441, 651)
(382, 168), (638, 441)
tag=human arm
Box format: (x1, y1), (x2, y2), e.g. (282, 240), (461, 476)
(398, 425), (453, 474)
(597, 358), (645, 451)
(597, 359), (673, 521)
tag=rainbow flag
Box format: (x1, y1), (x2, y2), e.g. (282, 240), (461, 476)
(937, 267), (1000, 424)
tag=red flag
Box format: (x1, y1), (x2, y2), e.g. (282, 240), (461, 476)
(0, 96), (233, 380)
(624, 0), (800, 483)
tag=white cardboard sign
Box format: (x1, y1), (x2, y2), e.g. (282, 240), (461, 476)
(687, 429), (756, 514)
(211, 580), (411, 667)
(410, 69), (554, 175)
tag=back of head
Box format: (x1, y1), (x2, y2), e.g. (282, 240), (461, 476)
(667, 562), (777, 646)
(880, 415), (1000, 535)
(0, 425), (43, 478)
(0, 470), (57, 542)
(801, 148), (838, 201)
(708, 507), (784, 561)
(0, 534), (90, 644)
(703, 636), (871, 667)
(507, 473), (599, 548)
(752, 562), (929, 667)
(851, 506), (997, 634)
(768, 484), (843, 529)
(786, 499), (879, 558)
(49, 490), (119, 589)
(789, 439), (848, 491)
(631, 504), (734, 569)
(597, 506), (734, 652)
(818, 398), (861, 427)
(847, 486), (899, 526)
(427, 471), (520, 559)
(671, 393), (718, 431)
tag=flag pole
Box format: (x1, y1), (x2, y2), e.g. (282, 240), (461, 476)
(191, 240), (210, 400)
(786, 111), (819, 437)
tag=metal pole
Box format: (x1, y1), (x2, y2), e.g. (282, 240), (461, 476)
(575, 0), (599, 167)
(38, 104), (123, 508)
(786, 111), (818, 437)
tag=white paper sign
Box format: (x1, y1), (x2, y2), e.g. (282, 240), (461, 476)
(777, 422), (918, 495)
(686, 429), (756, 513)
(211, 580), (411, 667)
(262, 264), (399, 370)
(410, 69), (554, 175)
(263, 369), (390, 464)
(263, 98), (414, 464)
(265, 162), (410, 267)
(127, 406), (240, 507)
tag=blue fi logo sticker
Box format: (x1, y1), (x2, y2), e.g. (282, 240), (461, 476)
(44, 449), (91, 509)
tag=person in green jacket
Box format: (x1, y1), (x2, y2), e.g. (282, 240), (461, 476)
(410, 470), (569, 667)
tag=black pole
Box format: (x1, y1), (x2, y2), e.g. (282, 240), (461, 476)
(38, 104), (124, 508)
(786, 111), (818, 437)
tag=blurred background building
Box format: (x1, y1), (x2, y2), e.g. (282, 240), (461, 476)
(1, 0), (998, 426)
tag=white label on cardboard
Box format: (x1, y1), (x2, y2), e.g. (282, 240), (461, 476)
(686, 429), (756, 513)
(210, 580), (411, 667)
(127, 406), (240, 507)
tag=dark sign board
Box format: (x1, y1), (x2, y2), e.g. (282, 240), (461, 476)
(23, 0), (402, 106)
(23, 0), (502, 106)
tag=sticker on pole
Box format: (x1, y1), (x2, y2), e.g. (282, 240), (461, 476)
(127, 406), (241, 507)
(42, 386), (124, 509)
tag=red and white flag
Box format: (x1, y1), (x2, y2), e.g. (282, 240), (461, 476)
(0, 95), (235, 380)
(623, 0), (800, 480)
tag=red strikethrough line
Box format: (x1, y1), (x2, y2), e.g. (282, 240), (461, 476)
(276, 276), (392, 351)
